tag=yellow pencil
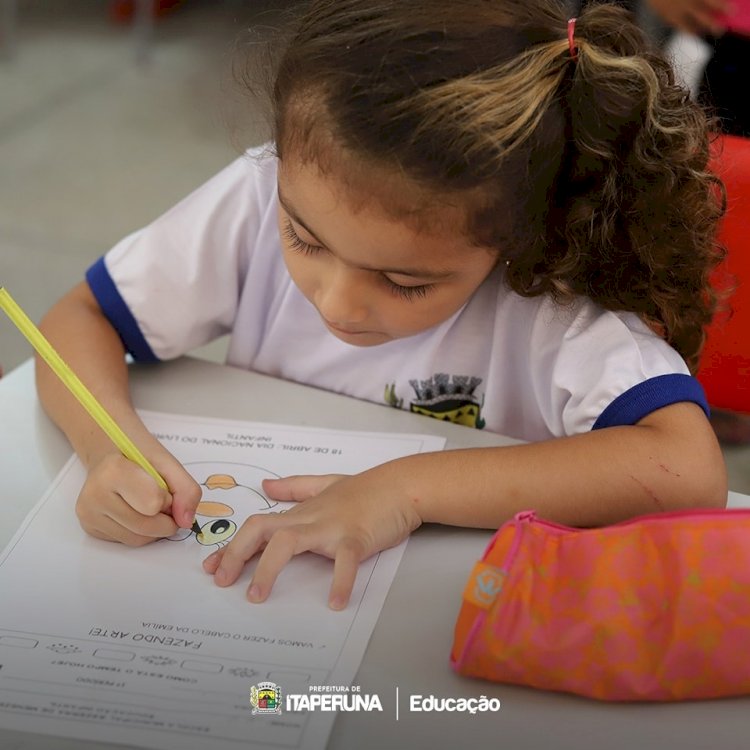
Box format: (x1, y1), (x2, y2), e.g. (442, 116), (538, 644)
(0, 286), (169, 492)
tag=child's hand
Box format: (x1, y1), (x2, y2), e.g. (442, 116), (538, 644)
(202, 469), (423, 609)
(75, 452), (202, 546)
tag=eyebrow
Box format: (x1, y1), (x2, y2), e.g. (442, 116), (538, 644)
(277, 188), (328, 246)
(276, 187), (455, 280)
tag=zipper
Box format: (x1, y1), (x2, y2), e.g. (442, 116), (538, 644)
(513, 506), (749, 534)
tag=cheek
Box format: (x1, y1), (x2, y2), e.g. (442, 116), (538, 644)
(399, 277), (488, 328)
(281, 248), (316, 296)
(385, 295), (458, 333)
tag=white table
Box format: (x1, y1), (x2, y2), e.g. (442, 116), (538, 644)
(1, 357), (749, 750)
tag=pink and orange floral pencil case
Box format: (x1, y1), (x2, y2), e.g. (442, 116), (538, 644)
(452, 508), (750, 701)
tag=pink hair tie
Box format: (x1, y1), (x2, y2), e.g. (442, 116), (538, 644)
(567, 17), (578, 61)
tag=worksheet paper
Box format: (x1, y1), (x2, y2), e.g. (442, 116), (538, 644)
(0, 411), (445, 750)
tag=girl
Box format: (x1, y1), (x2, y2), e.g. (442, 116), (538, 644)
(37, 0), (728, 609)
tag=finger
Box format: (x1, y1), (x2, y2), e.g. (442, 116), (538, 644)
(102, 455), (172, 517)
(83, 526), (117, 544)
(88, 515), (164, 547)
(168, 475), (204, 529)
(213, 515), (280, 587)
(246, 528), (301, 603)
(202, 547), (226, 574)
(208, 539), (269, 580)
(328, 541), (362, 610)
(75, 485), (176, 541)
(262, 474), (344, 502)
(102, 497), (178, 539)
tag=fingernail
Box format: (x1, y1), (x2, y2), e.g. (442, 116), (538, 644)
(329, 596), (346, 611)
(248, 583), (262, 602)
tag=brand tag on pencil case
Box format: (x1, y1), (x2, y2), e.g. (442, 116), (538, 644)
(462, 562), (506, 609)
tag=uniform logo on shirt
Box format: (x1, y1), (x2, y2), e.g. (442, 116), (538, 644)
(384, 374), (485, 429)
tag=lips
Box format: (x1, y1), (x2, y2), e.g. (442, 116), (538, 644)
(324, 319), (368, 336)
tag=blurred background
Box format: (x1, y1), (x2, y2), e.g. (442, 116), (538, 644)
(1, 0), (748, 493)
(0, 0), (282, 369)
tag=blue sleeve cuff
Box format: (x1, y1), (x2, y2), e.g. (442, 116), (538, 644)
(85, 257), (159, 363)
(592, 374), (710, 430)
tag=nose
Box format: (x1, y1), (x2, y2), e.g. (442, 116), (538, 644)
(315, 265), (369, 325)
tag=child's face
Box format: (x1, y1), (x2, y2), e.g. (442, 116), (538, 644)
(277, 159), (498, 346)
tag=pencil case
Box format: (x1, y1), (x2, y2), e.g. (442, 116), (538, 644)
(451, 508), (750, 701)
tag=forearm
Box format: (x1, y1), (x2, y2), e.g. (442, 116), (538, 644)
(35, 282), (154, 468)
(382, 403), (728, 528)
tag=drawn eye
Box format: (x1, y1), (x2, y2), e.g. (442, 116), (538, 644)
(196, 519), (237, 546)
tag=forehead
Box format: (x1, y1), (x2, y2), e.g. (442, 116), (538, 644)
(277, 156), (497, 270)
(277, 150), (484, 239)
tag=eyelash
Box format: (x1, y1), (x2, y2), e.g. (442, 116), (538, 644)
(282, 219), (434, 302)
(282, 219), (321, 256)
(382, 277), (432, 301)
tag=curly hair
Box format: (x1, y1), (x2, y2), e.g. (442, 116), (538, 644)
(266, 0), (725, 372)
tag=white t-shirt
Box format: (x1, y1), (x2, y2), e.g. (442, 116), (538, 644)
(86, 144), (707, 442)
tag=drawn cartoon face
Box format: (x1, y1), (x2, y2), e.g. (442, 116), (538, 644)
(195, 517), (237, 546)
(165, 463), (282, 548)
(166, 498), (237, 547)
(190, 500), (237, 547)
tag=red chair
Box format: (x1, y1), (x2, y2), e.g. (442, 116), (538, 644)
(699, 134), (750, 438)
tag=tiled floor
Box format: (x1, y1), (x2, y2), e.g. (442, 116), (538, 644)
(1, 1), (748, 494)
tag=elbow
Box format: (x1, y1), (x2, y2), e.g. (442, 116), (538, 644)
(641, 404), (730, 512)
(699, 468), (729, 509)
(638, 444), (728, 514)
(691, 482), (729, 510)
(697, 424), (730, 508)
(675, 445), (729, 511)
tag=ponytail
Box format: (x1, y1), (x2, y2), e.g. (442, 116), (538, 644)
(531, 3), (725, 370)
(267, 0), (724, 371)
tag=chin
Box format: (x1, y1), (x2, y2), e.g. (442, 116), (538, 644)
(330, 329), (393, 347)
